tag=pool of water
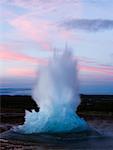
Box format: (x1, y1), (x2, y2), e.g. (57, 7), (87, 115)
(1, 128), (113, 149)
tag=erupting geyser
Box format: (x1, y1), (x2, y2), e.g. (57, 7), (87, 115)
(16, 49), (88, 133)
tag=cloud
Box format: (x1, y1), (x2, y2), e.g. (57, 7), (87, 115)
(10, 17), (52, 51)
(77, 57), (96, 65)
(0, 44), (47, 64)
(9, 15), (76, 51)
(77, 56), (113, 76)
(1, 0), (80, 11)
(1, 0), (80, 49)
(79, 64), (113, 76)
(63, 19), (113, 32)
(7, 68), (36, 77)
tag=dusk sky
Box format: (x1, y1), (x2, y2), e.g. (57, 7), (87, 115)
(0, 0), (113, 94)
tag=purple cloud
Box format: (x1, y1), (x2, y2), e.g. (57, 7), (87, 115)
(63, 19), (113, 32)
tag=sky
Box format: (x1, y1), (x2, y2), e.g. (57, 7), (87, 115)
(0, 0), (113, 94)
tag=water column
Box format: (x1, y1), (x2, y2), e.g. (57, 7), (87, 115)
(16, 49), (87, 133)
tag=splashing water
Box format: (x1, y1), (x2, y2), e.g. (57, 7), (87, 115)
(16, 49), (88, 133)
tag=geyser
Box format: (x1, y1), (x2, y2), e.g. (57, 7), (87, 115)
(16, 49), (87, 133)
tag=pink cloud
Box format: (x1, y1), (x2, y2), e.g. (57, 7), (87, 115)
(58, 29), (75, 41)
(79, 64), (113, 76)
(2, 0), (82, 51)
(77, 57), (113, 76)
(10, 14), (77, 51)
(10, 17), (52, 51)
(77, 57), (96, 65)
(7, 68), (36, 77)
(0, 44), (48, 64)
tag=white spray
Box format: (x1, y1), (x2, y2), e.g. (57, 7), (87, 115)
(17, 49), (87, 133)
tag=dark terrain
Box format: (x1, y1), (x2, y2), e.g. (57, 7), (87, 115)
(0, 94), (113, 124)
(0, 95), (113, 149)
